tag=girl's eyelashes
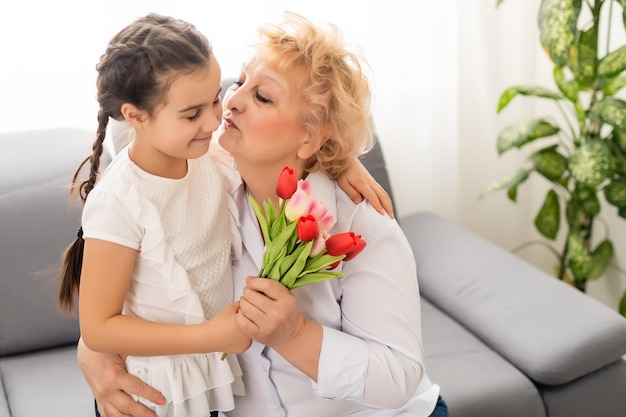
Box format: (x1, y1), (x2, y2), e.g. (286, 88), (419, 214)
(187, 111), (201, 121)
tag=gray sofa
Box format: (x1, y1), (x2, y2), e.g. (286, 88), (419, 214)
(2, 127), (626, 417)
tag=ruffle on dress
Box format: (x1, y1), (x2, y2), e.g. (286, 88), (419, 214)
(126, 353), (244, 416)
(119, 178), (244, 416)
(209, 149), (243, 261)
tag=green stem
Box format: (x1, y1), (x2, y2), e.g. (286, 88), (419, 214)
(510, 240), (561, 260)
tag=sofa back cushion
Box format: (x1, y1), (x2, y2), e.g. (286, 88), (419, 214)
(0, 128), (94, 356)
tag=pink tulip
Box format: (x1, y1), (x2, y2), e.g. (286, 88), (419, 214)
(285, 189), (310, 221)
(310, 230), (329, 257)
(308, 200), (336, 231)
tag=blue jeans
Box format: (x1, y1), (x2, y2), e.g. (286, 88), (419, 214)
(428, 395), (449, 417)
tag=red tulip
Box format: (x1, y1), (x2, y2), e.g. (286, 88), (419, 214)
(276, 166), (298, 200)
(344, 235), (366, 261)
(325, 232), (367, 261)
(297, 215), (319, 242)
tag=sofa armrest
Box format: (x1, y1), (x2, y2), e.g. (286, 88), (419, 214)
(400, 211), (626, 385)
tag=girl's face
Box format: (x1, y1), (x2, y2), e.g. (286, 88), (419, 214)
(126, 54), (223, 177)
(216, 59), (322, 176)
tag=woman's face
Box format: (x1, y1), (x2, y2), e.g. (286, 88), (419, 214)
(216, 59), (322, 174)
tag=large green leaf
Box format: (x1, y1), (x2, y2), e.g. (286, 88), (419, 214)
(531, 146), (568, 180)
(568, 140), (614, 188)
(497, 86), (562, 113)
(566, 198), (581, 228)
(569, 26), (598, 88)
(481, 168), (532, 197)
(603, 76), (626, 96)
(604, 177), (626, 207)
(554, 66), (579, 102)
(598, 45), (626, 78)
(567, 233), (593, 281)
(588, 240), (614, 280)
(535, 189), (560, 239)
(613, 129), (626, 152)
(497, 119), (560, 154)
(539, 0), (582, 67)
(574, 186), (601, 216)
(589, 97), (626, 131)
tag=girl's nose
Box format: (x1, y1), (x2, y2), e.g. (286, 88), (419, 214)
(203, 104), (222, 132)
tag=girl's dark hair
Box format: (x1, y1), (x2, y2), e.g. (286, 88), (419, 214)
(58, 13), (213, 312)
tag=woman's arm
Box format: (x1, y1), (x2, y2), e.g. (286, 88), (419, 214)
(76, 338), (163, 417)
(337, 158), (394, 218)
(79, 238), (251, 356)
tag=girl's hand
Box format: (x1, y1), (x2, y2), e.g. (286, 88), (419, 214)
(77, 338), (164, 417)
(337, 158), (394, 218)
(210, 302), (252, 354)
(236, 277), (305, 349)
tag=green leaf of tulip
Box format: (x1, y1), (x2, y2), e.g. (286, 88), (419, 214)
(249, 194), (271, 245)
(534, 189), (560, 240)
(281, 241), (313, 289)
(289, 270), (346, 289)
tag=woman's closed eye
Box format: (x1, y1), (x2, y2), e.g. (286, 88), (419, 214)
(256, 91), (272, 104)
(187, 111), (201, 121)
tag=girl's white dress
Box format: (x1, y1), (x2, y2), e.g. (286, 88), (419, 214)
(82, 145), (244, 417)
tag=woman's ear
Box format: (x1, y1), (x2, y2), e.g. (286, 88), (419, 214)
(121, 103), (147, 128)
(296, 131), (328, 160)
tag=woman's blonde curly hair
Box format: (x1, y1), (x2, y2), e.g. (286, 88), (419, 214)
(256, 12), (374, 179)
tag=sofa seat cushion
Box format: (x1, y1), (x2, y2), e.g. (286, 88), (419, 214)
(421, 298), (546, 417)
(537, 359), (626, 417)
(0, 345), (93, 417)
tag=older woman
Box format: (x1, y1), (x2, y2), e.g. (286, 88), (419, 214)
(79, 11), (448, 417)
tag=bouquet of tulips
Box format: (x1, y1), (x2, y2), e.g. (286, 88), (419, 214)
(251, 166), (366, 290)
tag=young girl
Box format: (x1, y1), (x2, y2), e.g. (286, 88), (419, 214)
(58, 12), (391, 417)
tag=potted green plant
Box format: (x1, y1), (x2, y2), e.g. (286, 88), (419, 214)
(483, 0), (626, 316)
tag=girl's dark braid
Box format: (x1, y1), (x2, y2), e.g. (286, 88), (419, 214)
(58, 13), (212, 312)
